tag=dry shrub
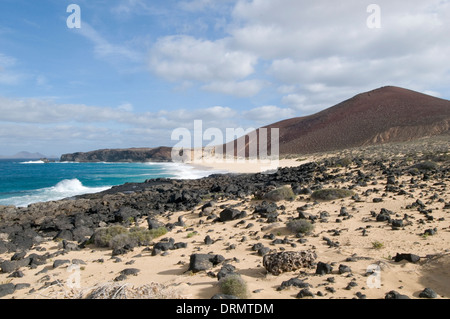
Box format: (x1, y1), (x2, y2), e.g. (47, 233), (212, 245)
(85, 282), (186, 299)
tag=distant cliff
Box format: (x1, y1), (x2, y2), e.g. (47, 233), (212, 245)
(60, 147), (173, 163)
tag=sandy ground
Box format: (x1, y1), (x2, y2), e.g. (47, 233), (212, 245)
(189, 157), (313, 174)
(1, 159), (449, 300)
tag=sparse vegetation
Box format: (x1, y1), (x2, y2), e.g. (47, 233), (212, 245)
(218, 274), (249, 299)
(412, 161), (438, 171)
(85, 282), (185, 299)
(335, 157), (352, 167)
(90, 225), (167, 250)
(187, 231), (198, 238)
(311, 188), (354, 201)
(91, 225), (128, 248)
(372, 241), (384, 250)
(286, 219), (315, 235)
(264, 186), (296, 202)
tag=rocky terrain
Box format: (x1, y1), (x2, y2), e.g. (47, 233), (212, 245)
(1, 137), (449, 299)
(60, 147), (173, 163)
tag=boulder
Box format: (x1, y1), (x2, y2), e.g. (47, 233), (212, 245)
(220, 208), (245, 222)
(393, 253), (420, 263)
(316, 262), (333, 275)
(217, 264), (237, 281)
(338, 264), (352, 274)
(0, 258), (30, 274)
(263, 250), (317, 276)
(296, 288), (314, 298)
(147, 217), (164, 230)
(419, 288), (437, 299)
(0, 283), (16, 298)
(385, 290), (410, 299)
(188, 254), (225, 273)
(114, 207), (140, 224)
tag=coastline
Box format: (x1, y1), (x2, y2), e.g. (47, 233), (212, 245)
(1, 151), (449, 300)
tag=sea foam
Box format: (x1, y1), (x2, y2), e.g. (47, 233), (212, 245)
(19, 160), (45, 164)
(1, 179), (110, 208)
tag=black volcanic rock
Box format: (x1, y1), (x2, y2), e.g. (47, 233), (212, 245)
(188, 254), (225, 273)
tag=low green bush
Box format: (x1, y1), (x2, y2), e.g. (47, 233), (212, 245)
(218, 274), (249, 299)
(91, 225), (167, 250)
(286, 219), (315, 235)
(92, 225), (128, 248)
(264, 186), (295, 202)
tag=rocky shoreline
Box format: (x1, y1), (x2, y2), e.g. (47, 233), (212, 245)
(60, 147), (173, 163)
(1, 151), (449, 299)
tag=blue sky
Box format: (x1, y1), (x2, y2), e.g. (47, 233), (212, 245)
(1, 0), (449, 156)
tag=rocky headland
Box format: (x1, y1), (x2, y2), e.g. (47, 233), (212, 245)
(60, 147), (173, 163)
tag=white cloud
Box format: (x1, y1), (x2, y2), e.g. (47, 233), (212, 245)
(149, 35), (258, 89)
(229, 0), (450, 109)
(144, 0), (450, 105)
(243, 105), (295, 123)
(178, 0), (214, 12)
(110, 0), (161, 17)
(202, 79), (266, 97)
(117, 102), (133, 112)
(75, 22), (143, 63)
(0, 53), (21, 85)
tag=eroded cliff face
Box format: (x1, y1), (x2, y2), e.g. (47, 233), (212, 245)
(366, 119), (450, 145)
(60, 147), (173, 162)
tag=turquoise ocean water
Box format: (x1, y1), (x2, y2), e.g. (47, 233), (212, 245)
(0, 159), (216, 207)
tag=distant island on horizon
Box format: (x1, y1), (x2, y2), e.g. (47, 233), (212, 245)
(0, 151), (58, 160)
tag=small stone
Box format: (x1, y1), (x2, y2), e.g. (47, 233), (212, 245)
(0, 283), (16, 298)
(7, 270), (24, 278)
(393, 253), (420, 263)
(325, 286), (336, 293)
(356, 292), (367, 299)
(258, 247), (270, 256)
(53, 259), (71, 268)
(278, 278), (310, 291)
(345, 281), (358, 290)
(296, 288), (314, 298)
(419, 288), (437, 299)
(424, 228), (437, 236)
(204, 235), (213, 245)
(316, 262), (333, 275)
(385, 290), (410, 299)
(338, 264), (352, 274)
(120, 268), (140, 276)
(391, 219), (403, 229)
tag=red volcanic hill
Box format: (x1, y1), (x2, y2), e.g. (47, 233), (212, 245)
(231, 86), (450, 156)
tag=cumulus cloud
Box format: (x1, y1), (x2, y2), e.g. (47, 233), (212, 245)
(149, 35), (257, 82)
(243, 105), (295, 124)
(227, 0), (450, 111)
(145, 0), (450, 107)
(0, 95), (248, 153)
(202, 79), (266, 97)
